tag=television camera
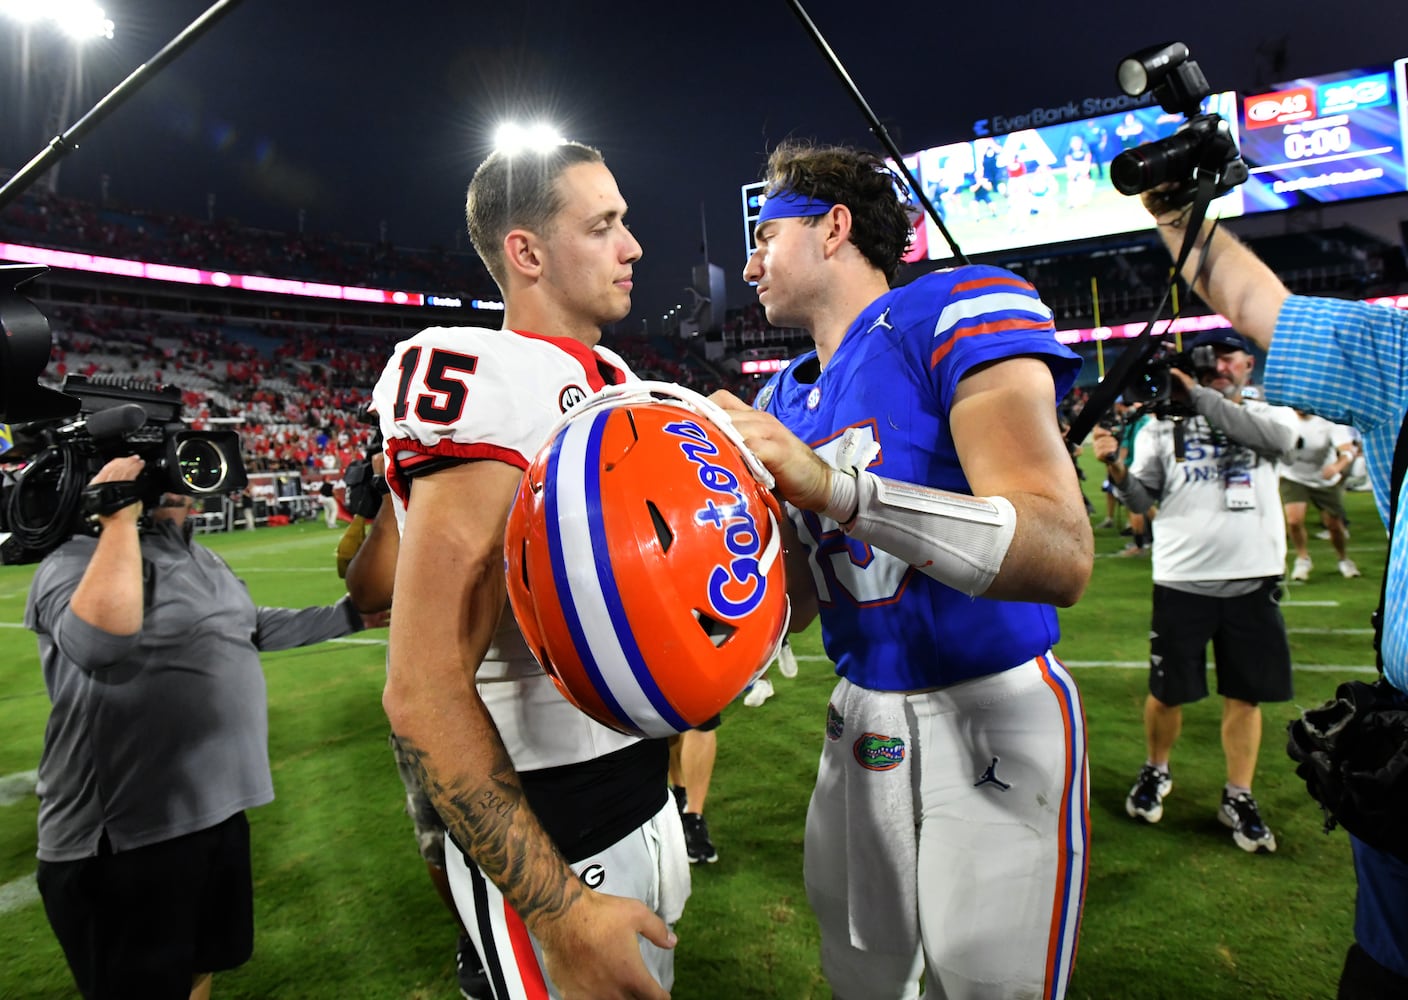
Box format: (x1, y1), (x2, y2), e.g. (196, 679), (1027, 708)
(1066, 43), (1251, 446)
(0, 265), (246, 565)
(1109, 42), (1249, 204)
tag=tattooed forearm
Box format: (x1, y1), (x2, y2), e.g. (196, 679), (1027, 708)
(389, 733), (585, 931)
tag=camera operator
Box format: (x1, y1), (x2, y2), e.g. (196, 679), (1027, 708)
(1140, 189), (1408, 997)
(25, 455), (384, 1000)
(1092, 329), (1297, 854)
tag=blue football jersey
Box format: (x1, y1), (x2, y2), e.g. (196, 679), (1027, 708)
(755, 265), (1081, 690)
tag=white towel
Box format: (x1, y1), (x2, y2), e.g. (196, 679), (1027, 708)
(654, 797), (692, 925)
(833, 679), (919, 955)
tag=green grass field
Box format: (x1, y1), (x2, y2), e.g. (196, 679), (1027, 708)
(0, 463), (1384, 999)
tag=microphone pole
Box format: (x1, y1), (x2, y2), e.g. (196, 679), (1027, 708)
(0, 0), (245, 214)
(784, 0), (969, 265)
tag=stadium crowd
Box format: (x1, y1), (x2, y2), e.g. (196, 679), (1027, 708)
(5, 143), (1408, 1000)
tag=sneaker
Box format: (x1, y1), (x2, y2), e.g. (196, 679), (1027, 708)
(1095, 518), (1114, 529)
(1338, 559), (1362, 579)
(1119, 525), (1134, 537)
(776, 641), (799, 679)
(1219, 790), (1277, 854)
(681, 812), (717, 863)
(1118, 543), (1148, 557)
(671, 784), (687, 815)
(1125, 764), (1173, 823)
(1291, 556), (1312, 582)
(743, 677), (774, 707)
(457, 932), (491, 1000)
(1315, 528), (1333, 541)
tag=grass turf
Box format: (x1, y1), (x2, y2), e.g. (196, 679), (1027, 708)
(0, 471), (1382, 998)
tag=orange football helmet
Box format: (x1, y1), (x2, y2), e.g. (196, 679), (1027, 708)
(505, 382), (789, 738)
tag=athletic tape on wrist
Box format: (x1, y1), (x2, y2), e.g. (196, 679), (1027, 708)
(845, 472), (1017, 597)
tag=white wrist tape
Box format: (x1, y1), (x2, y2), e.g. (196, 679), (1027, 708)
(844, 472), (1017, 597)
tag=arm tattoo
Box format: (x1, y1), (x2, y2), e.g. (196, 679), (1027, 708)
(389, 733), (584, 929)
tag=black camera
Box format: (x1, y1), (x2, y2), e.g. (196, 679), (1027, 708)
(1122, 339), (1219, 411)
(0, 268), (247, 564)
(1109, 42), (1249, 206)
(340, 404), (387, 520)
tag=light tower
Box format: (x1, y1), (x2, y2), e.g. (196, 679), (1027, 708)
(1, 0), (114, 193)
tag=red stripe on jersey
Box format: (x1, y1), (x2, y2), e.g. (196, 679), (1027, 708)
(929, 316), (1052, 369)
(391, 435), (529, 470)
(950, 274), (1036, 296)
(510, 329), (626, 391)
(1035, 653), (1088, 998)
(502, 900), (551, 999)
(385, 436), (528, 509)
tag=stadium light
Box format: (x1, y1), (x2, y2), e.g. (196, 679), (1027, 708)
(493, 121), (565, 156)
(0, 0), (114, 40)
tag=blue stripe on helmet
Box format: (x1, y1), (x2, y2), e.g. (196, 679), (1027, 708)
(580, 411), (693, 734)
(543, 417), (637, 733)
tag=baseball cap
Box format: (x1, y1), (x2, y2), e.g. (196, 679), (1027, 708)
(1190, 329), (1255, 354)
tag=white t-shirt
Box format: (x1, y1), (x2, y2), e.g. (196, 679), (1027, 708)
(1128, 402), (1298, 584)
(1281, 413), (1356, 488)
(371, 325), (641, 771)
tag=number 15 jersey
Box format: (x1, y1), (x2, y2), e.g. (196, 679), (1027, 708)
(372, 325), (640, 771)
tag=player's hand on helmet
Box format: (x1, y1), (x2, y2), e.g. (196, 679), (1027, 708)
(88, 455), (146, 527)
(709, 390), (831, 512)
(537, 888), (674, 1000)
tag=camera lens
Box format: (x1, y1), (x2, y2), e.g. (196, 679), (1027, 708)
(175, 437), (229, 493)
(1110, 129), (1203, 195)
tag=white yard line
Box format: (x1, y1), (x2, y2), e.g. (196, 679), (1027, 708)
(0, 874), (39, 916)
(0, 770), (37, 807)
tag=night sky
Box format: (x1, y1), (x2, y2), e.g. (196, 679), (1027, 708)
(1, 0), (1403, 329)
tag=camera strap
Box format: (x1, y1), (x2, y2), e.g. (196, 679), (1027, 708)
(81, 481), (145, 517)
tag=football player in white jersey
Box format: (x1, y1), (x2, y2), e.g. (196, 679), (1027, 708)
(374, 141), (685, 1000)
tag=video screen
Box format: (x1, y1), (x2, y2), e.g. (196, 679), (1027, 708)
(902, 92), (1245, 261)
(1237, 65), (1407, 211)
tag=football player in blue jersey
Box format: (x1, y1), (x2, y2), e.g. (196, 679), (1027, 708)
(713, 140), (1093, 1000)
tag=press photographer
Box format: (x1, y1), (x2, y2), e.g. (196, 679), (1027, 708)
(4, 266), (388, 998)
(1092, 329), (1298, 855)
(25, 449), (386, 1000)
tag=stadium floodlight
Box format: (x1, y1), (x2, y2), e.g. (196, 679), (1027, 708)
(0, 0), (114, 40)
(493, 121), (565, 156)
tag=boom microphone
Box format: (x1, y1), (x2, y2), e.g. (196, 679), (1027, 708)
(84, 404), (148, 440)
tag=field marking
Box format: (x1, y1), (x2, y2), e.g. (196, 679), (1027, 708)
(1287, 627), (1374, 635)
(329, 637), (388, 646)
(1058, 661), (1374, 678)
(0, 770), (37, 807)
(238, 567), (348, 573)
(1281, 600), (1341, 607)
(792, 654), (1375, 673)
(0, 873), (39, 916)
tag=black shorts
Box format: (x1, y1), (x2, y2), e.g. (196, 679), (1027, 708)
(1148, 581), (1293, 707)
(37, 812), (254, 999)
(695, 713), (722, 732)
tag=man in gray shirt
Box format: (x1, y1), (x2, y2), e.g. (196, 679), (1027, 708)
(26, 454), (379, 1000)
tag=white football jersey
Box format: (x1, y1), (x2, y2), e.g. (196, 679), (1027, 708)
(371, 325), (640, 771)
(1282, 413), (1355, 488)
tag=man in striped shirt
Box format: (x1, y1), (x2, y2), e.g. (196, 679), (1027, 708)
(1143, 189), (1408, 998)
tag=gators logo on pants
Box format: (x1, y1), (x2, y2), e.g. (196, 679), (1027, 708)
(853, 732), (905, 771)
